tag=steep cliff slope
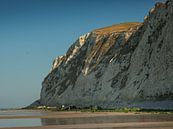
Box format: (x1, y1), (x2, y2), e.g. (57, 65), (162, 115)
(39, 1), (173, 109)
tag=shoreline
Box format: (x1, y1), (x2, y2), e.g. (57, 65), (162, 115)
(1, 107), (173, 118)
(0, 109), (173, 119)
(0, 110), (140, 119)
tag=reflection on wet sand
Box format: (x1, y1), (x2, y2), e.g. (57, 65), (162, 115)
(0, 110), (173, 129)
(41, 114), (173, 125)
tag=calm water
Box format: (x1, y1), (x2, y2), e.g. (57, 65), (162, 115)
(0, 110), (45, 116)
(0, 110), (173, 128)
(0, 110), (43, 127)
(0, 118), (41, 127)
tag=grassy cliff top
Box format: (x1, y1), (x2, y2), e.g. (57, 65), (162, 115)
(94, 22), (142, 35)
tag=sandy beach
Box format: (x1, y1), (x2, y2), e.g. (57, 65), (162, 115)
(0, 110), (173, 129)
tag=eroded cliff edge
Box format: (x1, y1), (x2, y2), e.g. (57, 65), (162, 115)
(39, 1), (173, 109)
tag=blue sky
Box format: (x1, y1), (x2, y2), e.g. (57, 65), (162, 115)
(0, 0), (162, 108)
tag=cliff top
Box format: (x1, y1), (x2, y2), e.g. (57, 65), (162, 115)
(94, 22), (142, 35)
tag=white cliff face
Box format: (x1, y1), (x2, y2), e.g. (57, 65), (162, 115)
(51, 56), (65, 70)
(65, 33), (90, 64)
(40, 0), (173, 109)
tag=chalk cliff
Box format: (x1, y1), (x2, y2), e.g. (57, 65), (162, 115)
(39, 0), (173, 109)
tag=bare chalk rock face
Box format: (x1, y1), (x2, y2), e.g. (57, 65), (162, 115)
(38, 0), (173, 109)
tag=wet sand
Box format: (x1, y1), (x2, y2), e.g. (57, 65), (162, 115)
(3, 122), (173, 129)
(0, 110), (173, 129)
